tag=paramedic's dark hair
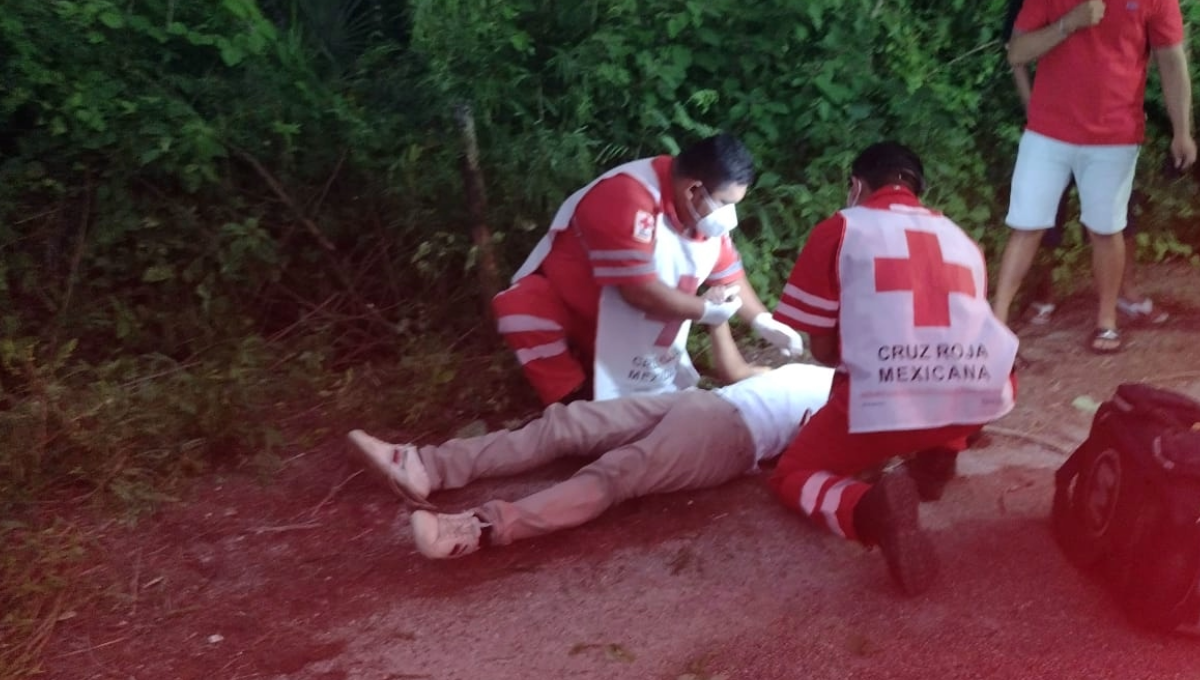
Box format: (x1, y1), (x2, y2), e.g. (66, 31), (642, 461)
(851, 141), (927, 195)
(675, 133), (756, 190)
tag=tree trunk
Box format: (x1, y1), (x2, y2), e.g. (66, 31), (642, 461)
(454, 102), (502, 325)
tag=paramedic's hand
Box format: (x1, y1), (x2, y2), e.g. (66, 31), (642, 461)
(752, 312), (804, 356)
(702, 284), (740, 304)
(699, 286), (742, 325)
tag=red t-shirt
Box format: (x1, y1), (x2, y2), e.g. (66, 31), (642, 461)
(540, 155), (743, 321)
(773, 186), (929, 337)
(1016, 0), (1184, 145)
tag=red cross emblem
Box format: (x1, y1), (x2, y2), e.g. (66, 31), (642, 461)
(632, 210), (656, 243)
(646, 275), (700, 346)
(873, 230), (976, 328)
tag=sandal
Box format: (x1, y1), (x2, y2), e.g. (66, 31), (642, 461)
(1089, 328), (1122, 355)
(1028, 302), (1056, 326)
(1117, 297), (1169, 325)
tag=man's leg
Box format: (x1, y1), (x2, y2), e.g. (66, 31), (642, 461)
(419, 392), (680, 492)
(767, 385), (979, 594)
(474, 391), (755, 546)
(1027, 188), (1071, 322)
(1076, 142), (1139, 345)
(1120, 191), (1143, 300)
(1088, 232), (1125, 335)
(903, 444), (967, 502)
(349, 392), (679, 511)
(1121, 231), (1141, 301)
(1027, 179), (1075, 321)
(492, 274), (589, 405)
(994, 231), (1047, 326)
(1115, 192), (1169, 323)
(994, 132), (1074, 326)
(1027, 241), (1058, 310)
(767, 390), (969, 534)
(406, 392), (684, 559)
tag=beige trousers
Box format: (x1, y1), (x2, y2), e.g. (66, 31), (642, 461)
(417, 390), (755, 545)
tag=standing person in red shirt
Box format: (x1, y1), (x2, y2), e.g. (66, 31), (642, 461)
(492, 133), (803, 405)
(769, 142), (1019, 595)
(1002, 0), (1168, 327)
(992, 0), (1194, 352)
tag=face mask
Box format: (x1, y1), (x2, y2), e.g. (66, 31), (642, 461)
(687, 185), (739, 238)
(694, 203), (739, 238)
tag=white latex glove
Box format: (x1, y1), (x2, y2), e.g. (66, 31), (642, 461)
(752, 312), (804, 356)
(699, 296), (743, 325)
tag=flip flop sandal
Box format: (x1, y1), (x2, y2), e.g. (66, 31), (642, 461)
(1028, 302), (1056, 326)
(1089, 328), (1122, 355)
(1117, 298), (1169, 325)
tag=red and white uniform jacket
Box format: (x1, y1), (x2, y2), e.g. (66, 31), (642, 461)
(514, 157), (740, 400)
(775, 187), (1018, 433)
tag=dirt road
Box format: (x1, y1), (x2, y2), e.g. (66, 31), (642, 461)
(39, 263), (1200, 680)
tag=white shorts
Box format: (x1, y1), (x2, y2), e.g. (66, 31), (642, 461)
(1005, 130), (1139, 235)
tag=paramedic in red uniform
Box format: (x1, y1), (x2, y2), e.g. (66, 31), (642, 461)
(769, 142), (1019, 596)
(492, 133), (805, 405)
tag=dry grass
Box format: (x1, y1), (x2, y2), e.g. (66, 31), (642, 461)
(0, 519), (93, 679)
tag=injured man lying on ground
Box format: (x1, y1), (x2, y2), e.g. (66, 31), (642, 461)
(347, 321), (833, 559)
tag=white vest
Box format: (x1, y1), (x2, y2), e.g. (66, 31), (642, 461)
(838, 203), (1018, 433)
(512, 158), (724, 400)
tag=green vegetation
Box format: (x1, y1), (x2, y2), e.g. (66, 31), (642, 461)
(5, 0), (1200, 500)
(1, 1), (1198, 671)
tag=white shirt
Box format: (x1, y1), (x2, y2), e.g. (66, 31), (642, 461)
(714, 363), (836, 462)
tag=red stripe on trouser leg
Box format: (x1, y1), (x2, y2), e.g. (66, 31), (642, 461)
(767, 468), (818, 518)
(492, 274), (593, 405)
(770, 378), (992, 543)
(831, 481), (870, 542)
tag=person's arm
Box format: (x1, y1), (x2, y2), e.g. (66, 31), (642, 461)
(732, 275), (769, 321)
(703, 239), (804, 353)
(739, 278), (806, 356)
(1003, 0), (1032, 109)
(1008, 0), (1104, 67)
(704, 236), (767, 322)
(707, 322), (769, 384)
(808, 335), (839, 367)
(617, 280), (706, 318)
(772, 216), (844, 365)
(1155, 43), (1197, 170)
(1012, 64), (1033, 112)
(575, 175), (724, 321)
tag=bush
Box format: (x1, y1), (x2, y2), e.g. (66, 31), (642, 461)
(1, 0), (1196, 506)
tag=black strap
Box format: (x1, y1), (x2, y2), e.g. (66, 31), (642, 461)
(1052, 438), (1105, 567)
(1114, 383), (1200, 431)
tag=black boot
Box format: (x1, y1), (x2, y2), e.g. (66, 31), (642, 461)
(853, 471), (938, 596)
(904, 448), (958, 502)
